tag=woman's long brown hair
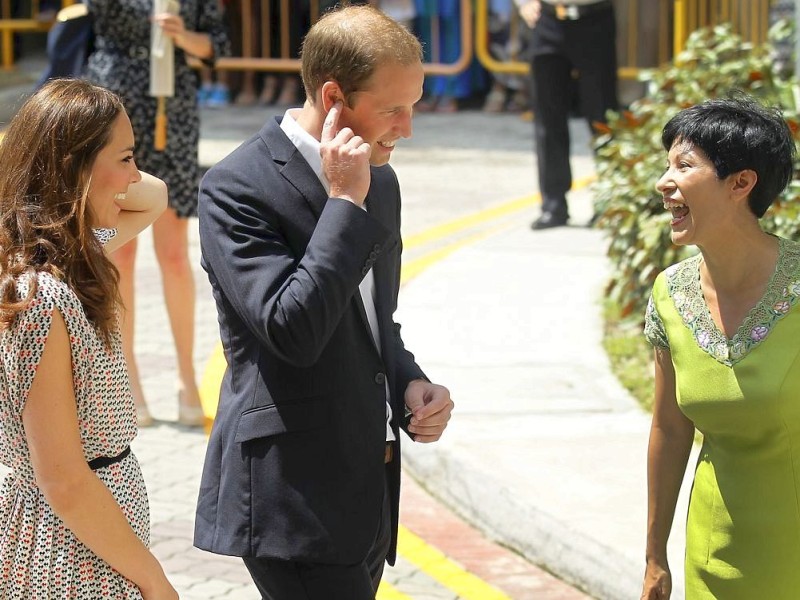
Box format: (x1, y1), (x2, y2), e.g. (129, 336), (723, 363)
(0, 79), (125, 346)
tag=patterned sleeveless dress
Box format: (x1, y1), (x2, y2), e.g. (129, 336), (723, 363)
(0, 231), (149, 598)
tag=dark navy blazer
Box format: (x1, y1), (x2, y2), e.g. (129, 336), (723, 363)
(194, 117), (426, 565)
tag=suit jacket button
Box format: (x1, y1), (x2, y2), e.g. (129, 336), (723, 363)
(374, 372), (386, 385)
(373, 244), (381, 252)
(361, 266), (369, 275)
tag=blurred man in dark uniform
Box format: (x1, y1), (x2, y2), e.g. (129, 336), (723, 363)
(516, 0), (618, 229)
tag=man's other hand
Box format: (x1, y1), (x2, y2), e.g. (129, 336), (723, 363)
(404, 380), (454, 443)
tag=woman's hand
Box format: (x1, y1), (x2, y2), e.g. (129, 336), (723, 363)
(139, 568), (179, 600)
(153, 12), (213, 59)
(641, 560), (671, 600)
(140, 581), (179, 600)
(153, 12), (187, 45)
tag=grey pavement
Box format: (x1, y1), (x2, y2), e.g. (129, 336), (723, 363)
(0, 55), (697, 599)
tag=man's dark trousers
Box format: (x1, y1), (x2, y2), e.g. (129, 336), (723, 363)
(528, 3), (618, 219)
(242, 475), (392, 600)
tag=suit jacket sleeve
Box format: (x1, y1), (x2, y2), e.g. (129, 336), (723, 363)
(199, 140), (392, 368)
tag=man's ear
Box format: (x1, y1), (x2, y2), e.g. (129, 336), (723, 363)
(320, 81), (344, 113)
(731, 169), (757, 200)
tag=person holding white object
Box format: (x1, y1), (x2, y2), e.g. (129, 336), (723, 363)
(85, 0), (230, 427)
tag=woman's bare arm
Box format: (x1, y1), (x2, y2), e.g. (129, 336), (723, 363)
(22, 308), (177, 599)
(104, 171), (168, 254)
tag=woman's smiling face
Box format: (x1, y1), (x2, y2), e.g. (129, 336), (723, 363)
(86, 112), (141, 229)
(655, 140), (733, 247)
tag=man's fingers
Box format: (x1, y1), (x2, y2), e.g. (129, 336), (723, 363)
(413, 394), (453, 420)
(410, 403), (453, 425)
(410, 414), (452, 438)
(321, 101), (342, 144)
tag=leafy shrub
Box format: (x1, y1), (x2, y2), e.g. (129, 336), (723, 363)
(593, 23), (800, 321)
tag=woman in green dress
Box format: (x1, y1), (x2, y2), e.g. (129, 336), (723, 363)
(641, 96), (800, 599)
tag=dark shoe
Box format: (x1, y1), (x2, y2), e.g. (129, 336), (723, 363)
(531, 211), (568, 230)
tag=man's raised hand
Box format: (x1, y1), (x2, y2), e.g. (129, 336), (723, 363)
(320, 102), (371, 206)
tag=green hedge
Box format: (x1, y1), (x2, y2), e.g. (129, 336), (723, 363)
(593, 23), (800, 321)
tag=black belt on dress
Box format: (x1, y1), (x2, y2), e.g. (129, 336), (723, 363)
(88, 446), (131, 471)
(95, 42), (150, 60)
(541, 0), (613, 21)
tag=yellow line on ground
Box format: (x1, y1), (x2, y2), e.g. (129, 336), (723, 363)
(376, 580), (413, 600)
(397, 527), (511, 600)
(404, 194), (538, 250)
(403, 174), (595, 251)
(400, 221), (514, 285)
(199, 343), (227, 435)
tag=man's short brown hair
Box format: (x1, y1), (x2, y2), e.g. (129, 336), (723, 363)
(301, 5), (423, 104)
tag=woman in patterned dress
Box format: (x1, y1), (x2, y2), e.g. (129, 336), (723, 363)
(641, 96), (800, 599)
(0, 79), (176, 598)
(85, 0), (230, 427)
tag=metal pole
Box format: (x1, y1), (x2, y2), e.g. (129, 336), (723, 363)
(795, 0), (800, 77)
(794, 0), (800, 110)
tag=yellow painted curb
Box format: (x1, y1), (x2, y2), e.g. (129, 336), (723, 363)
(397, 527), (511, 600)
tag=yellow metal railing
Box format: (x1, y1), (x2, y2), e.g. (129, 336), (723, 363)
(0, 0), (778, 77)
(672, 0), (772, 55)
(0, 0), (79, 70)
(214, 0), (473, 76)
(474, 0), (773, 81)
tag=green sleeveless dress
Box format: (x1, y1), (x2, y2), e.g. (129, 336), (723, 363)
(644, 236), (800, 599)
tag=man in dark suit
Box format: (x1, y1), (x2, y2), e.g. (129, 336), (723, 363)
(194, 6), (454, 599)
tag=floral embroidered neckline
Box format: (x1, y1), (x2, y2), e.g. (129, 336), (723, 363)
(665, 237), (800, 367)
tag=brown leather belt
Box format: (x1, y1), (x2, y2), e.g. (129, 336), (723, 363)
(384, 442), (394, 464)
(541, 0), (613, 21)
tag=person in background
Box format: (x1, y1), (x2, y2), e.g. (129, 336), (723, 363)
(194, 6), (454, 598)
(231, 0), (306, 107)
(85, 0), (230, 427)
(197, 0), (232, 108)
(515, 0), (618, 229)
(641, 96), (800, 599)
(415, 0), (486, 113)
(34, 0), (93, 89)
(0, 78), (175, 599)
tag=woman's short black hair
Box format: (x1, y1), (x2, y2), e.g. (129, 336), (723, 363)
(661, 94), (796, 217)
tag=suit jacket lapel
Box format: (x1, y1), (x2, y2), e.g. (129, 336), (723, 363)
(261, 118), (328, 218)
(365, 169), (399, 362)
(264, 118), (380, 355)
